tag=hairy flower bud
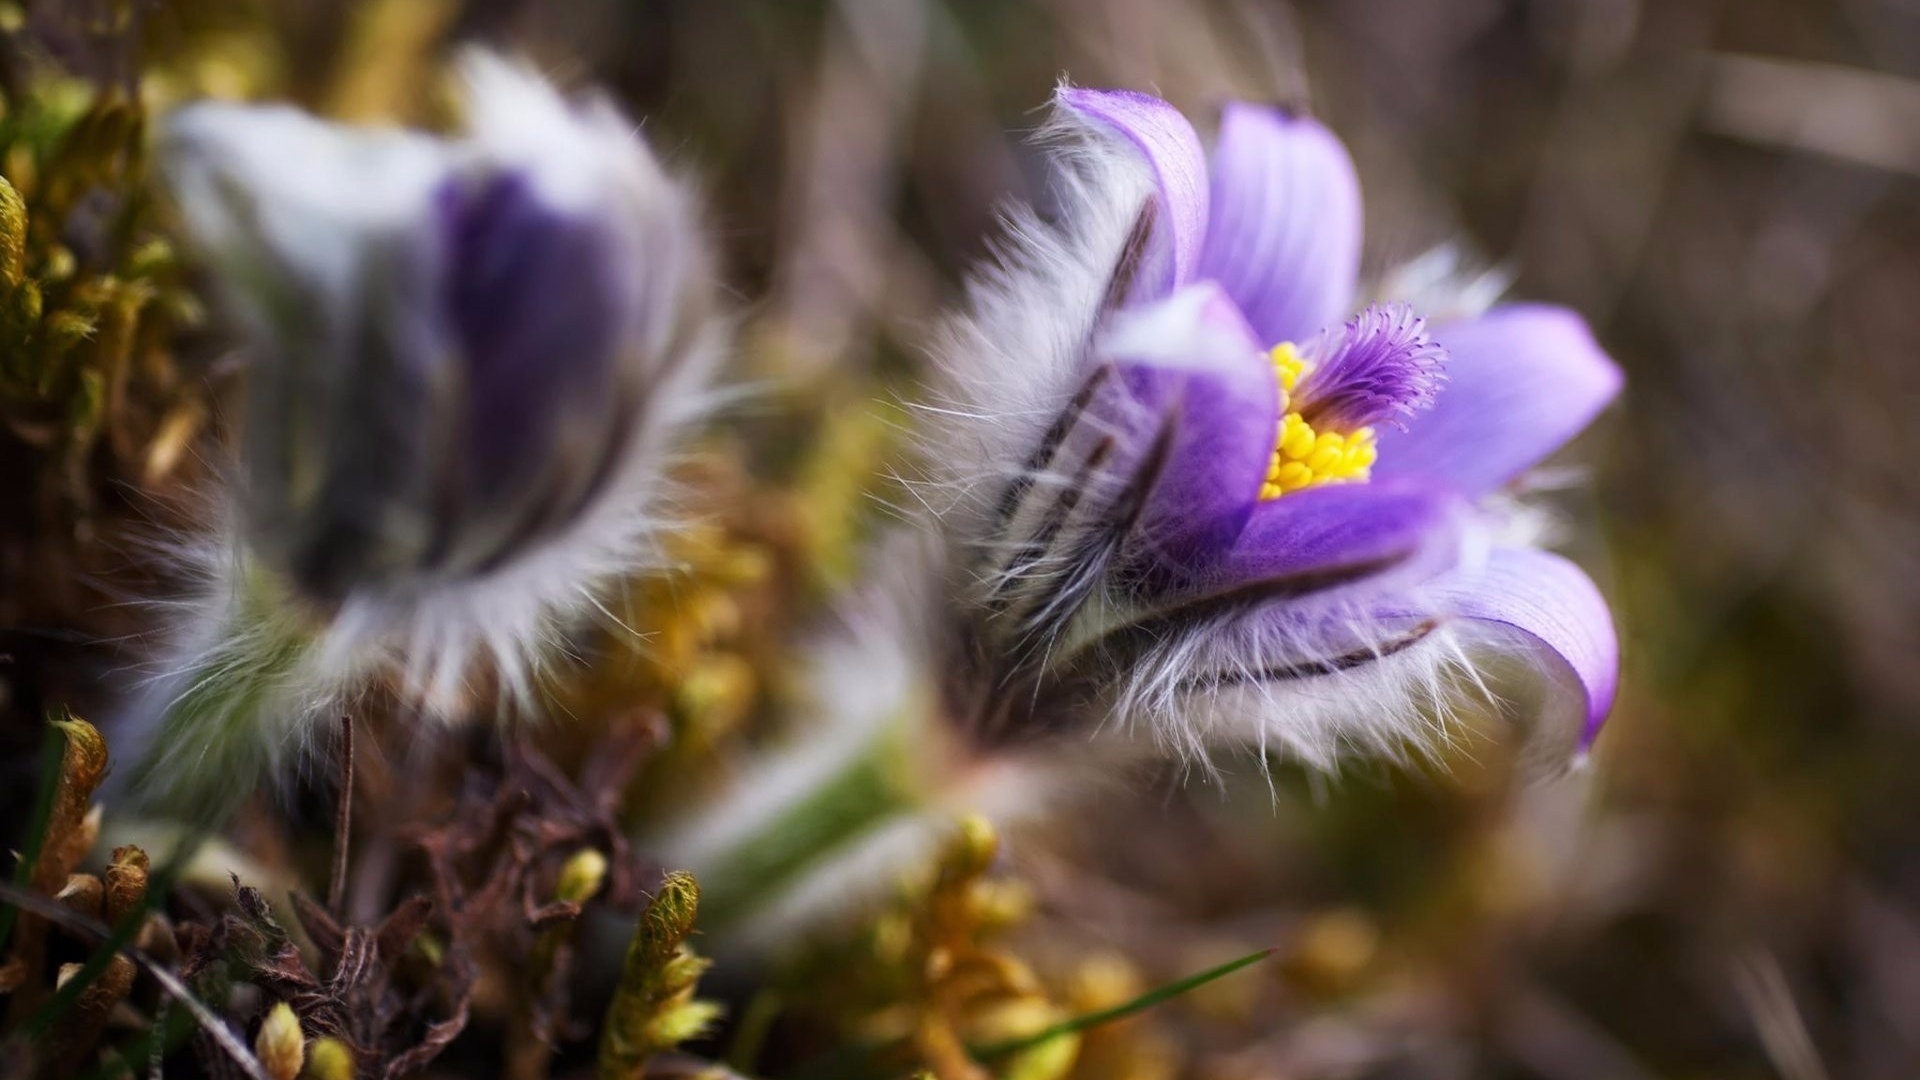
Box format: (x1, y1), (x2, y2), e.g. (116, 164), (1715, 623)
(116, 52), (722, 816)
(165, 52), (715, 618)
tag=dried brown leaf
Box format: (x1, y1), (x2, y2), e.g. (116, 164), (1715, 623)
(379, 993), (469, 1080)
(372, 896), (433, 964)
(290, 893), (345, 958)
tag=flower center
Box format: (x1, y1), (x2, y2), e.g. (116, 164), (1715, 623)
(1259, 342), (1378, 501)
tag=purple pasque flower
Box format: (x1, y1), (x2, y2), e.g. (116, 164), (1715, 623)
(641, 85), (1620, 941)
(143, 50), (719, 739)
(921, 88), (1621, 770)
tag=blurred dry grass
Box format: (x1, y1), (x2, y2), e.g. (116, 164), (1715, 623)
(7, 0), (1920, 1075)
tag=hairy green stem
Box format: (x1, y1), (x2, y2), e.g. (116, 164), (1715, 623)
(121, 560), (323, 825)
(690, 717), (923, 931)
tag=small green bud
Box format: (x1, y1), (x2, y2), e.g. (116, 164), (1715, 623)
(40, 244), (74, 283)
(0, 175), (26, 287)
(649, 998), (723, 1048)
(597, 871), (720, 1077)
(935, 814), (998, 886)
(158, 289), (207, 329)
(42, 309), (96, 352)
(556, 847), (609, 904)
(256, 1002), (306, 1080)
(302, 1036), (353, 1080)
(124, 237), (175, 279)
(8, 277), (41, 328)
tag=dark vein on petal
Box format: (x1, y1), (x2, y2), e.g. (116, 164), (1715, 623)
(1003, 410), (1175, 664)
(990, 362), (1116, 534)
(986, 434), (1117, 615)
(1100, 198), (1157, 315)
(1060, 547), (1419, 676)
(1179, 619), (1439, 692)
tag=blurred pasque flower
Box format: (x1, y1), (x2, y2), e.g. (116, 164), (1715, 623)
(117, 52), (721, 815)
(667, 87), (1619, 936)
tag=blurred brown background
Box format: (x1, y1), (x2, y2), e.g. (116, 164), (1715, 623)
(528, 5), (1920, 1073)
(597, 2), (1920, 1075)
(15, 0), (1920, 1075)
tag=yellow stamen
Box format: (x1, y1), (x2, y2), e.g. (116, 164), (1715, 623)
(1260, 343), (1377, 501)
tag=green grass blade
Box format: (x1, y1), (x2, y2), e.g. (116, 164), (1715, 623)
(0, 713), (78, 955)
(785, 948), (1277, 1079)
(968, 947), (1273, 1062)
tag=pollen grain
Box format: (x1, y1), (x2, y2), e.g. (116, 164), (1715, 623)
(1260, 343), (1378, 501)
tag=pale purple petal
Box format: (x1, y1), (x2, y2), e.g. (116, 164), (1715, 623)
(1198, 103), (1362, 347)
(1056, 87), (1209, 298)
(1100, 283), (1276, 566)
(1418, 546), (1618, 752)
(1373, 305), (1622, 496)
(1216, 480), (1462, 591)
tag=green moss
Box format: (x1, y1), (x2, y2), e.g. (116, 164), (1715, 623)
(598, 871), (722, 1077)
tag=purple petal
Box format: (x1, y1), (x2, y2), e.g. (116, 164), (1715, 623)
(1056, 87), (1209, 299)
(1414, 546), (1618, 752)
(1217, 480), (1462, 592)
(1100, 283), (1276, 566)
(1198, 103), (1362, 347)
(1373, 305), (1623, 496)
(438, 171), (621, 508)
